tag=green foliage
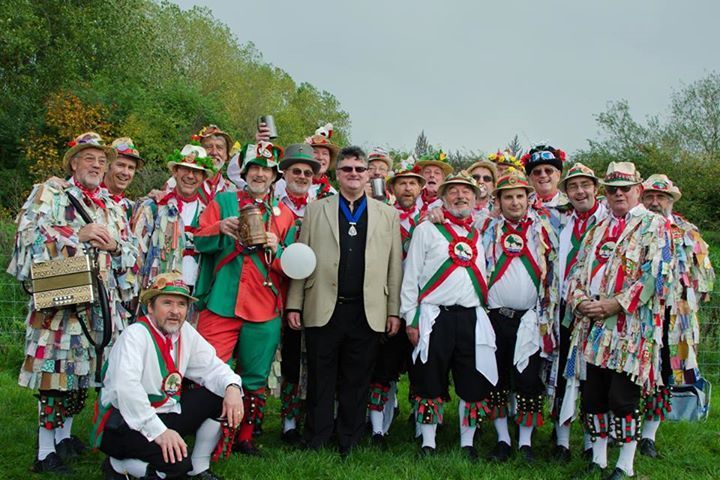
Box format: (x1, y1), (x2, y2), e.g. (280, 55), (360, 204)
(0, 0), (350, 214)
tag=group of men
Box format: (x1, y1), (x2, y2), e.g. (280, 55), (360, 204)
(7, 123), (715, 479)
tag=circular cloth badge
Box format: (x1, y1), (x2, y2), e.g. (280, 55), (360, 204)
(595, 239), (617, 264)
(448, 238), (476, 267)
(501, 232), (525, 257)
(163, 372), (183, 397)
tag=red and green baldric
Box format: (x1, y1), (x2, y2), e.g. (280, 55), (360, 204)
(488, 220), (541, 289)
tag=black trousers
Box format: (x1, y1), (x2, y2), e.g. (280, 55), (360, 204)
(489, 309), (544, 396)
(412, 307), (493, 401)
(582, 364), (641, 416)
(100, 387), (223, 478)
(303, 301), (380, 450)
(554, 301), (572, 414)
(281, 325), (302, 385)
(371, 320), (411, 386)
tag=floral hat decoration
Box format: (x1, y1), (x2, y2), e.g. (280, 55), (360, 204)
(140, 272), (198, 305)
(111, 137), (145, 169)
(416, 150), (454, 177)
(488, 150), (523, 169)
(388, 155), (426, 187)
(642, 173), (681, 201)
(166, 144), (215, 175)
(63, 132), (117, 174)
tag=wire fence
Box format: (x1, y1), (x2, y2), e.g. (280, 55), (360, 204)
(0, 252), (717, 380)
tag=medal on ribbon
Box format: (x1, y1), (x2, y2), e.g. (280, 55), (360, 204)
(448, 238), (476, 266)
(340, 196), (367, 237)
(501, 231), (525, 257)
(163, 372), (183, 396)
(596, 239), (617, 264)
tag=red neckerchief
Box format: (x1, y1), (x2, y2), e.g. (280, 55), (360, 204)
(610, 214), (627, 238)
(419, 189), (438, 215)
(395, 202), (417, 221)
(442, 208), (474, 229)
(101, 182), (125, 204)
(537, 191), (557, 203)
(158, 190), (199, 214)
(573, 201), (599, 239)
(286, 193), (308, 210)
(76, 181), (106, 209)
(312, 175), (332, 198)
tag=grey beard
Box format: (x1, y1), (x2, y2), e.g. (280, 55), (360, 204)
(247, 183), (270, 196)
(444, 203), (472, 219)
(286, 182), (310, 196)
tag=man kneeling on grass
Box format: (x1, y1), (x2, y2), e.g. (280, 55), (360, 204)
(93, 272), (244, 480)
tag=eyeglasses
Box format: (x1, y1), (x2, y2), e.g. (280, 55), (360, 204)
(531, 167), (557, 177)
(472, 174), (494, 183)
(338, 166), (369, 173)
(605, 185), (633, 194)
(289, 167), (314, 178)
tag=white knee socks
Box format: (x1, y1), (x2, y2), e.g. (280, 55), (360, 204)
(555, 422), (571, 448)
(110, 457), (149, 478)
(189, 419), (221, 476)
(55, 416), (73, 443)
(38, 427), (56, 461)
(493, 417), (511, 444)
(419, 424), (437, 449)
(616, 441), (637, 476)
(518, 424), (534, 447)
(642, 419), (660, 441)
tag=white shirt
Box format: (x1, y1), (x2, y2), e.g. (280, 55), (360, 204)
(179, 199), (201, 286)
(558, 203), (607, 298)
(100, 319), (241, 442)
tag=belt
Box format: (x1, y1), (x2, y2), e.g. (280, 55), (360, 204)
(439, 305), (475, 312)
(489, 307), (527, 320)
(337, 296), (362, 304)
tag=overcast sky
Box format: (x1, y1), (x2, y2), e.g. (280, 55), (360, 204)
(175, 0), (720, 156)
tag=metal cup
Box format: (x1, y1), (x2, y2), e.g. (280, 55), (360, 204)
(370, 177), (386, 200)
(258, 115), (278, 139)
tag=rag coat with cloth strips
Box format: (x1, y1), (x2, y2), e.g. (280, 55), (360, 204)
(7, 180), (138, 391)
(560, 205), (672, 424)
(481, 209), (559, 379)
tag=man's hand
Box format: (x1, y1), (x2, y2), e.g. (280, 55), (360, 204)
(147, 189), (166, 202)
(256, 124), (272, 142)
(264, 232), (279, 254)
(221, 385), (244, 429)
(386, 316), (400, 337)
(154, 429), (187, 464)
(424, 207), (444, 224)
(47, 176), (70, 189)
(287, 311), (302, 330)
(406, 325), (419, 346)
(219, 216), (240, 240)
(577, 298), (623, 320)
(78, 224), (117, 251)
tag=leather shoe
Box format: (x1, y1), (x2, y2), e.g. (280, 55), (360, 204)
(639, 438), (658, 458)
(56, 435), (86, 462)
(519, 445), (534, 463)
(32, 452), (71, 475)
(461, 446), (478, 462)
(582, 447), (593, 460)
(553, 445), (572, 463)
(371, 433), (387, 450)
(489, 441), (512, 462)
(281, 429), (302, 444)
(233, 440), (261, 456)
(190, 469), (224, 480)
(604, 467), (631, 479)
(419, 446), (436, 457)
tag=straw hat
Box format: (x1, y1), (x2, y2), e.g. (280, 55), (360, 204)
(600, 161), (643, 186)
(494, 167), (535, 194)
(140, 272), (198, 305)
(558, 162), (599, 192)
(63, 132), (116, 174)
(438, 170), (480, 197)
(111, 137), (145, 169)
(166, 145), (215, 174)
(642, 173), (681, 201)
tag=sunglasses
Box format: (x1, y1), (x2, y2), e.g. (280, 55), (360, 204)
(531, 167), (557, 177)
(531, 151), (556, 162)
(472, 174), (494, 183)
(289, 167), (314, 178)
(605, 185), (633, 194)
(338, 166), (369, 173)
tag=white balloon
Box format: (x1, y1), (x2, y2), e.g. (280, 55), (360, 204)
(281, 243), (317, 280)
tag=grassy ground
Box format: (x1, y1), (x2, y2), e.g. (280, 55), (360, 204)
(0, 368), (718, 480)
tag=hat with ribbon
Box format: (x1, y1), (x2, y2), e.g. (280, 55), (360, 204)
(305, 123), (339, 170)
(140, 272), (198, 305)
(279, 143), (321, 174)
(521, 145), (567, 174)
(367, 147), (393, 170)
(240, 141), (284, 179)
(494, 167), (535, 194)
(191, 124), (234, 152)
(465, 159), (498, 183)
(600, 161), (643, 187)
(642, 173), (681, 201)
(438, 170), (480, 197)
(166, 145), (215, 174)
(558, 162), (599, 192)
(63, 132), (117, 174)
(488, 150), (523, 169)
(111, 137), (145, 169)
(387, 156), (426, 187)
(416, 150), (454, 177)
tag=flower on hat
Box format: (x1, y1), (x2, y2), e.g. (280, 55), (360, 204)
(166, 147), (216, 173)
(315, 123), (334, 138)
(489, 150), (522, 168)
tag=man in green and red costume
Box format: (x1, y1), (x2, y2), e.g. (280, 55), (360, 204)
(194, 141), (296, 456)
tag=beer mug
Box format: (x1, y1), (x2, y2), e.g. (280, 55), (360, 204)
(238, 204), (267, 246)
(370, 177), (386, 200)
(258, 115), (278, 139)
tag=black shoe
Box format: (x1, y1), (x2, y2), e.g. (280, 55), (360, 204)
(32, 452), (71, 475)
(56, 436), (86, 462)
(338, 445), (351, 460)
(101, 458), (126, 480)
(582, 447), (593, 460)
(233, 440), (261, 456)
(489, 441), (512, 462)
(604, 467), (631, 480)
(371, 433), (387, 450)
(419, 446), (436, 457)
(462, 446), (478, 462)
(553, 445), (572, 463)
(281, 429), (302, 444)
(639, 438), (658, 458)
(519, 445), (534, 463)
(252, 423), (263, 437)
(190, 469), (224, 480)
